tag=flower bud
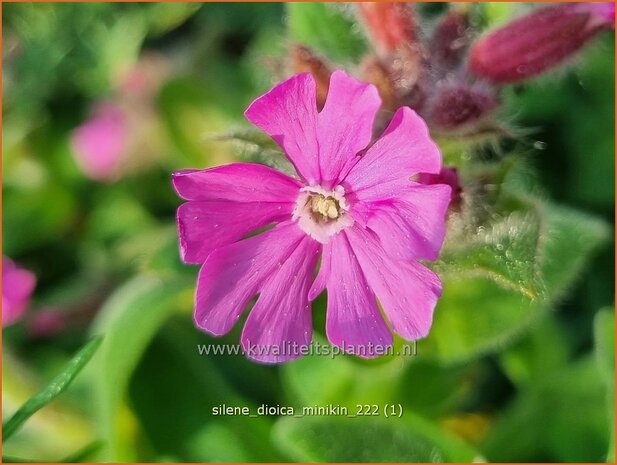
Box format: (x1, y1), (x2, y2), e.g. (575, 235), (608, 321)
(428, 84), (497, 130)
(356, 2), (420, 57)
(469, 3), (615, 84)
(430, 8), (471, 71)
(360, 56), (396, 111)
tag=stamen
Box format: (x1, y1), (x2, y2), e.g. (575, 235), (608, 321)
(292, 185), (353, 243)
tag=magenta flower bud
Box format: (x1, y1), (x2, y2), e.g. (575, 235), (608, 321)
(469, 3), (615, 84)
(419, 167), (462, 205)
(71, 102), (128, 182)
(2, 257), (36, 327)
(428, 83), (497, 130)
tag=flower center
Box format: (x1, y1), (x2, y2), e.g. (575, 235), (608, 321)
(309, 194), (342, 221)
(292, 185), (353, 243)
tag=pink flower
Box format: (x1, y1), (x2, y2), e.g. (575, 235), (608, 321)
(71, 102), (128, 181)
(173, 71), (451, 363)
(2, 257), (36, 327)
(469, 2), (615, 84)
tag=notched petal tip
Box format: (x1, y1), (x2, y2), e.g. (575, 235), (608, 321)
(244, 72), (317, 122)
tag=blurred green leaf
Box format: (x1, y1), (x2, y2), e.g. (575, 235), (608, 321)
(88, 275), (194, 461)
(144, 3), (202, 37)
(482, 356), (610, 462)
(86, 189), (156, 243)
(2, 336), (102, 441)
(129, 319), (282, 462)
(3, 183), (77, 256)
(59, 440), (104, 463)
(287, 3), (366, 63)
(398, 360), (484, 419)
(159, 77), (236, 165)
(283, 352), (356, 407)
(499, 313), (571, 387)
(274, 414), (478, 462)
(594, 308), (615, 462)
(282, 334), (407, 409)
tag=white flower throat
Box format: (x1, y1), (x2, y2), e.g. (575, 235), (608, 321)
(292, 185), (353, 244)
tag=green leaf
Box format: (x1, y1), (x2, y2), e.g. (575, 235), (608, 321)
(2, 440), (103, 463)
(282, 346), (356, 406)
(88, 275), (194, 461)
(536, 202), (610, 300)
(273, 415), (478, 462)
(129, 320), (282, 462)
(498, 313), (571, 387)
(144, 3), (202, 36)
(421, 276), (546, 364)
(287, 3), (366, 63)
(425, 198), (609, 363)
(437, 211), (543, 300)
(212, 127), (296, 176)
(2, 336), (103, 441)
(2, 183), (77, 256)
(58, 440), (104, 463)
(594, 308), (615, 462)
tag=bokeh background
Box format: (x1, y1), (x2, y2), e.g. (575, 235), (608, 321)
(2, 2), (615, 463)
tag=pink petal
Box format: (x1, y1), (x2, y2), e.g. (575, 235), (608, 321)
(343, 107), (441, 201)
(355, 183), (451, 261)
(240, 237), (320, 363)
(324, 234), (392, 357)
(317, 70), (381, 187)
(346, 226), (442, 340)
(172, 162), (302, 202)
(244, 74), (321, 184)
(177, 200), (293, 264)
(194, 221), (306, 336)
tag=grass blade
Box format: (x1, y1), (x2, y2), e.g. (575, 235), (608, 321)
(2, 336), (103, 441)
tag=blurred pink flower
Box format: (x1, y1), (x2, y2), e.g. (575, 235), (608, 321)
(469, 2), (615, 84)
(71, 102), (128, 182)
(173, 71), (451, 363)
(27, 307), (67, 338)
(2, 257), (36, 327)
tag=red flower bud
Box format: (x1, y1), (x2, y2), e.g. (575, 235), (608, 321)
(356, 2), (420, 56)
(469, 3), (615, 84)
(430, 8), (471, 71)
(428, 84), (497, 130)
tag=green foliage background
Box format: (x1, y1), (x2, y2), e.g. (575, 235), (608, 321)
(2, 3), (615, 463)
